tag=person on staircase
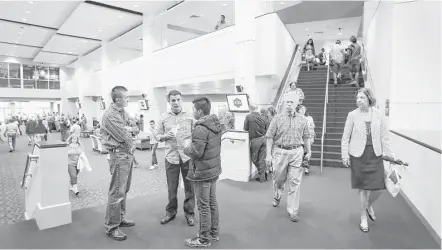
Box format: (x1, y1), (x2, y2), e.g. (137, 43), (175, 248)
(341, 88), (395, 233)
(303, 38), (316, 71)
(347, 36), (363, 87)
(244, 104), (270, 182)
(296, 105), (316, 175)
(330, 40), (345, 86)
(288, 81), (305, 105)
(265, 92), (311, 222)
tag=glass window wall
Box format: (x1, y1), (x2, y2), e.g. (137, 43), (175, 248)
(0, 63), (61, 90)
(8, 63), (21, 88)
(0, 63), (8, 88)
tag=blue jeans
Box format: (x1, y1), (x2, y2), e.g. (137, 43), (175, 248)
(165, 158), (195, 217)
(194, 178), (219, 239)
(104, 151), (134, 233)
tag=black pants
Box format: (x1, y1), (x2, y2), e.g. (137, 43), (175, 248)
(165, 158), (195, 217)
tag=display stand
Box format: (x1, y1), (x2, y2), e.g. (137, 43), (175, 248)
(22, 141), (71, 230)
(219, 130), (256, 182)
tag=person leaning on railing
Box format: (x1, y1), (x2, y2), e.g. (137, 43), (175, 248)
(341, 88), (395, 233)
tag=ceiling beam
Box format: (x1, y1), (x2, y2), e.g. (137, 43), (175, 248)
(0, 41), (43, 49)
(109, 23), (142, 43)
(84, 0), (143, 16)
(56, 33), (101, 42)
(167, 1), (185, 11)
(0, 18), (57, 30)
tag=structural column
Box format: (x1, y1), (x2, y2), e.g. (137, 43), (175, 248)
(142, 15), (167, 125)
(234, 0), (266, 129)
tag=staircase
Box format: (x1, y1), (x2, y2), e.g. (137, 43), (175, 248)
(297, 65), (362, 168)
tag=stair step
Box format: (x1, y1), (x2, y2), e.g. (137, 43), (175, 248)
(325, 133), (343, 140)
(314, 138), (341, 145)
(315, 127), (344, 133)
(304, 103), (357, 108)
(311, 150), (341, 160)
(312, 144), (341, 153)
(310, 158), (345, 168)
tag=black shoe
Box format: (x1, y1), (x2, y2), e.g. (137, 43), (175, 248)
(106, 228), (127, 241)
(186, 215), (195, 226)
(160, 214), (176, 225)
(120, 219), (135, 227)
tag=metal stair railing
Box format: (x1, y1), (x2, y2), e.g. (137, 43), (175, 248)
(275, 47), (302, 113)
(319, 53), (331, 173)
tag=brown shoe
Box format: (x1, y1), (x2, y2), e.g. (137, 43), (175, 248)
(120, 219), (135, 227)
(106, 228), (127, 241)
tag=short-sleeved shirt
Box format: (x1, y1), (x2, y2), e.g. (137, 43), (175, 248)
(265, 111), (309, 147)
(155, 110), (194, 164)
(331, 44), (345, 63)
(348, 42), (361, 63)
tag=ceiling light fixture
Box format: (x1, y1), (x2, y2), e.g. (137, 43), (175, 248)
(98, 29), (102, 32)
(223, 3), (227, 6)
(22, 18), (27, 21)
(28, 1), (35, 4)
(133, 4), (138, 7)
(281, 2), (284, 4)
(305, 28), (308, 31)
(25, 11), (31, 14)
(118, 15), (123, 19)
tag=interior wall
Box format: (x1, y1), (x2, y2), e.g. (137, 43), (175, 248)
(364, 0), (441, 240)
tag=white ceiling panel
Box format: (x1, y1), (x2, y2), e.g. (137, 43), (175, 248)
(0, 43), (39, 58)
(58, 3), (143, 42)
(0, 20), (55, 47)
(0, 1), (81, 28)
(110, 25), (142, 50)
(33, 51), (77, 65)
(42, 34), (101, 56)
(96, 1), (180, 15)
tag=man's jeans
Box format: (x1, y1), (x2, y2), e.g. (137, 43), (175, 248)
(151, 143), (158, 165)
(194, 178), (219, 239)
(165, 158), (195, 217)
(272, 147), (304, 216)
(104, 151), (134, 233)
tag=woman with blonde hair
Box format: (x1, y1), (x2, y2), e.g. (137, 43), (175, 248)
(341, 88), (394, 233)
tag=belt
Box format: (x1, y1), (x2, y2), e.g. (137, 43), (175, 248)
(276, 145), (302, 150)
(109, 148), (134, 154)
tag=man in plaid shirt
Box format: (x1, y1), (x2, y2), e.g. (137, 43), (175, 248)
(265, 92), (311, 222)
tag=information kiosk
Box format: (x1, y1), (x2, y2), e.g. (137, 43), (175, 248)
(22, 141), (71, 230)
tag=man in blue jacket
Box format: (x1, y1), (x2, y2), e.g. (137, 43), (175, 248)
(183, 96), (222, 248)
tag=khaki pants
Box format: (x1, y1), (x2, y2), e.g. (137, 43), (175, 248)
(272, 147), (304, 216)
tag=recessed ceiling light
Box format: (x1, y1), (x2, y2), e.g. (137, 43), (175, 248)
(98, 29), (102, 32)
(305, 28), (308, 31)
(133, 4), (138, 7)
(22, 18), (27, 21)
(280, 2), (284, 4)
(223, 3), (227, 6)
(18, 32), (23, 35)
(118, 15), (123, 19)
(15, 41), (19, 43)
(28, 1), (35, 4)
(25, 11), (31, 14)
(83, 41), (88, 43)
(14, 45), (17, 48)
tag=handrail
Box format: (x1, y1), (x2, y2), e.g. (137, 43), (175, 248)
(275, 47), (302, 113)
(272, 44), (299, 107)
(320, 53), (331, 173)
(390, 130), (441, 154)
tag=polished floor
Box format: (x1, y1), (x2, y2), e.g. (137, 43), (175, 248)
(0, 150), (439, 248)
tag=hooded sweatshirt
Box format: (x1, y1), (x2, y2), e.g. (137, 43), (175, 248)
(184, 114), (222, 181)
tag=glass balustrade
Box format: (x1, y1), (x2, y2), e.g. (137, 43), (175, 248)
(0, 62), (60, 90)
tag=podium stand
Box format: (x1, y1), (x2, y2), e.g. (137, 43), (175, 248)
(220, 130), (256, 182)
(22, 141), (71, 230)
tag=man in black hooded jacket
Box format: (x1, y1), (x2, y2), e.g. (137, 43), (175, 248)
(183, 96), (222, 248)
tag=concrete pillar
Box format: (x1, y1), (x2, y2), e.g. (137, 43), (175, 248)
(142, 15), (167, 125)
(233, 0), (267, 129)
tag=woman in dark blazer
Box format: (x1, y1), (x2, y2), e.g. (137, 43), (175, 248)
(341, 88), (394, 233)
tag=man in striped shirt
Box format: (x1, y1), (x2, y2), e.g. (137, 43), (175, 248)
(101, 86), (139, 241)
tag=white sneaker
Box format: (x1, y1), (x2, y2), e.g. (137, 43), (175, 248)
(149, 164), (158, 170)
(72, 185), (79, 195)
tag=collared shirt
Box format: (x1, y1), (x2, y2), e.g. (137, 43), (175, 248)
(331, 44), (345, 63)
(70, 124), (81, 138)
(266, 111), (309, 147)
(101, 103), (134, 151)
(155, 110), (194, 164)
(5, 122), (19, 135)
(244, 112), (269, 140)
